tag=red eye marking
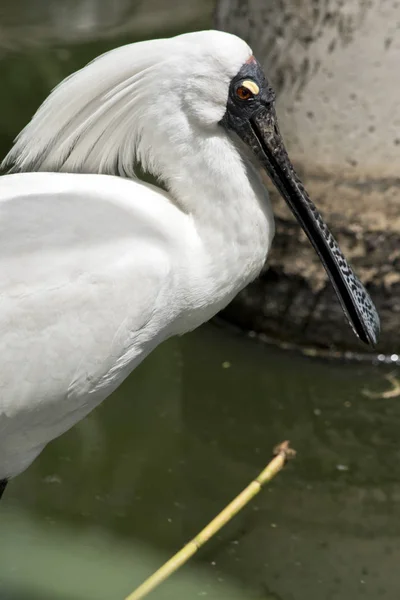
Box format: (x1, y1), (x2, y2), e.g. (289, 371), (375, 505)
(246, 55), (256, 64)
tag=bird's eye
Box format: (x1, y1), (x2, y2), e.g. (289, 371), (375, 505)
(236, 85), (253, 100)
(236, 86), (253, 100)
(235, 80), (260, 101)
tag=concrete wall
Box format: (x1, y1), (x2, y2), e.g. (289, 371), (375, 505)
(216, 0), (400, 352)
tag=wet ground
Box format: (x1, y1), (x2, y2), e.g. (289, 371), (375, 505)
(1, 2), (400, 598)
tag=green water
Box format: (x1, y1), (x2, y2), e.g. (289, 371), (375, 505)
(1, 2), (400, 599)
(1, 324), (399, 599)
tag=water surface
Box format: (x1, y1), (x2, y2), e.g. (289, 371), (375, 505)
(1, 324), (399, 599)
(1, 3), (399, 598)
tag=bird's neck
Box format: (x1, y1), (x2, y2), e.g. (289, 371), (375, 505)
(160, 132), (275, 305)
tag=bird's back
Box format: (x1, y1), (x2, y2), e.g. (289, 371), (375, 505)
(0, 172), (195, 479)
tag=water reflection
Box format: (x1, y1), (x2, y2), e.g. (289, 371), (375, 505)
(1, 505), (256, 599)
(0, 3), (399, 598)
(0, 0), (214, 47)
(1, 324), (399, 599)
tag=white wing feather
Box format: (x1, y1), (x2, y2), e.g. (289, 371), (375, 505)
(0, 172), (194, 478)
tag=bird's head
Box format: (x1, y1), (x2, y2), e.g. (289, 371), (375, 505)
(2, 30), (380, 347)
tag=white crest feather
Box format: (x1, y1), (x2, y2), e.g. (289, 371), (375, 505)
(2, 30), (252, 179)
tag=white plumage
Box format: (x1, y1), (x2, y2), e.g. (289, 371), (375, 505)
(4, 31), (250, 177)
(0, 31), (275, 480)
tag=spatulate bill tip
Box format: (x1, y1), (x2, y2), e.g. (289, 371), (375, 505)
(349, 292), (380, 348)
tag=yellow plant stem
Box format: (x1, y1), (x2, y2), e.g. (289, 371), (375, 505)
(125, 441), (295, 600)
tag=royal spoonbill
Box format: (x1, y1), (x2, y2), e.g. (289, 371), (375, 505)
(0, 30), (379, 500)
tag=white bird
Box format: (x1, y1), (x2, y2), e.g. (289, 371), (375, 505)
(0, 30), (379, 500)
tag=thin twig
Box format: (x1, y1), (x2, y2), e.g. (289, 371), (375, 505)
(125, 441), (296, 600)
(362, 372), (400, 399)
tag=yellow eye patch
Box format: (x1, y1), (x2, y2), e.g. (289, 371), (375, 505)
(242, 80), (260, 95)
